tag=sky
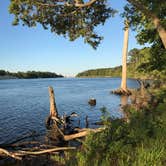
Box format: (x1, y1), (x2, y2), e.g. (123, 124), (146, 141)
(0, 0), (142, 77)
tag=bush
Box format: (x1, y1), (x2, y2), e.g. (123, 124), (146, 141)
(65, 98), (166, 166)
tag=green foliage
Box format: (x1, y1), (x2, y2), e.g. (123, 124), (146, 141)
(9, 0), (116, 49)
(0, 69), (63, 78)
(76, 66), (122, 77)
(122, 0), (166, 58)
(0, 70), (8, 76)
(123, 0), (166, 41)
(77, 45), (166, 80)
(122, 1), (166, 75)
(65, 87), (166, 165)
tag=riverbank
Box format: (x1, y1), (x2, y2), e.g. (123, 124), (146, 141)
(61, 83), (166, 165)
(1, 79), (165, 165)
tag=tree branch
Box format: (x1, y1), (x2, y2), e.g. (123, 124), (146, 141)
(0, 148), (22, 160)
(75, 0), (97, 7)
(127, 0), (156, 19)
(34, 0), (98, 8)
(127, 0), (166, 48)
(17, 147), (76, 155)
(64, 127), (105, 141)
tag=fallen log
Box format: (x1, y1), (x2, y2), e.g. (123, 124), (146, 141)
(64, 127), (105, 141)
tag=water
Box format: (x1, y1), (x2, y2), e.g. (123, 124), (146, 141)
(0, 78), (139, 144)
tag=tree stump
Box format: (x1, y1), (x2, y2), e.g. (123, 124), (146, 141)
(48, 86), (58, 117)
(88, 98), (96, 106)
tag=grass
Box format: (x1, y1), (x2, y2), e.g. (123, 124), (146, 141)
(51, 86), (166, 166)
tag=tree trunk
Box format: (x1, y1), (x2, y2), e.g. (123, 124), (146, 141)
(121, 21), (129, 91)
(121, 95), (128, 106)
(48, 86), (58, 117)
(153, 17), (166, 48)
(127, 0), (166, 49)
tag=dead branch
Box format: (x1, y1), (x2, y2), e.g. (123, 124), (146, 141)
(0, 147), (76, 160)
(64, 127), (105, 141)
(0, 148), (22, 160)
(17, 147), (76, 155)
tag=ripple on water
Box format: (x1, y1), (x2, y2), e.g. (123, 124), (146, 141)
(0, 78), (139, 144)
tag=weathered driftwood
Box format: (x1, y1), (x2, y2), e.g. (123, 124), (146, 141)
(0, 148), (22, 160)
(0, 147), (76, 160)
(47, 87), (105, 142)
(64, 127), (105, 141)
(46, 86), (63, 133)
(48, 86), (58, 117)
(17, 147), (76, 155)
(0, 87), (106, 161)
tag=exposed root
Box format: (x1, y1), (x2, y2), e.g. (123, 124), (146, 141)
(111, 88), (132, 96)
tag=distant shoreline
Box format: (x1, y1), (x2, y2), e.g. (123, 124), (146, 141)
(0, 70), (64, 80)
(0, 75), (64, 80)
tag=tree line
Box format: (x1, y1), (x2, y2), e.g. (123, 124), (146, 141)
(77, 46), (166, 80)
(0, 70), (63, 79)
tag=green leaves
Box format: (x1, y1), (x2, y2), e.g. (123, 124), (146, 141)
(9, 0), (116, 49)
(123, 0), (166, 45)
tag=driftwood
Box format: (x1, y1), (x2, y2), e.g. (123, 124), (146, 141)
(64, 127), (105, 141)
(0, 147), (76, 160)
(0, 86), (105, 162)
(48, 86), (58, 117)
(0, 148), (22, 160)
(17, 147), (76, 155)
(47, 86), (106, 142)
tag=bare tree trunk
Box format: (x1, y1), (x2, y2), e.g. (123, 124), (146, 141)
(121, 20), (129, 91)
(121, 95), (128, 106)
(48, 86), (58, 117)
(153, 17), (166, 48)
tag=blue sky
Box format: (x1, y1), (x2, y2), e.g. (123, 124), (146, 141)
(0, 0), (142, 76)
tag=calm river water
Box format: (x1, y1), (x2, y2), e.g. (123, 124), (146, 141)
(0, 78), (139, 144)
